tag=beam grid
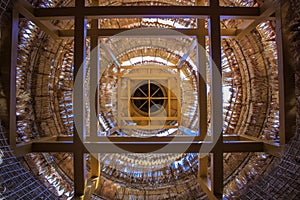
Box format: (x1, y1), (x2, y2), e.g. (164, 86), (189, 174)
(9, 0), (286, 199)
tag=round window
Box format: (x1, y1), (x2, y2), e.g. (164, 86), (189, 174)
(131, 82), (166, 116)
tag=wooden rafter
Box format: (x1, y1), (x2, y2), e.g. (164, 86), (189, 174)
(57, 28), (243, 38)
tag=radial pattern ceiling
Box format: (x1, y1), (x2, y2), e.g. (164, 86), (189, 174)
(13, 0), (280, 199)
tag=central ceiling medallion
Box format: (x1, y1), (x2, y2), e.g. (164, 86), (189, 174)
(117, 66), (181, 131)
(131, 81), (166, 116)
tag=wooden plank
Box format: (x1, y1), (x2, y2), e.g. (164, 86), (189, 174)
(176, 68), (181, 126)
(209, 1), (223, 197)
(31, 141), (74, 152)
(121, 117), (178, 120)
(122, 74), (177, 78)
(197, 20), (208, 140)
(117, 69), (122, 126)
(74, 151), (87, 199)
(30, 141), (211, 153)
(198, 154), (208, 177)
(168, 79), (171, 117)
(89, 15), (99, 140)
(210, 149), (223, 199)
(85, 135), (239, 142)
(58, 28), (241, 38)
(121, 65), (178, 69)
(7, 9), (19, 148)
(57, 136), (73, 141)
(54, 134), (239, 142)
(30, 140), (265, 153)
(120, 125), (178, 129)
(198, 177), (218, 200)
(13, 136), (57, 157)
(73, 1), (87, 197)
(127, 79), (130, 117)
(222, 141), (264, 152)
(34, 6), (260, 19)
(275, 1), (296, 145)
(239, 134), (282, 156)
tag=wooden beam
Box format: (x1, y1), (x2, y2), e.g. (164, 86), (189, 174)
(196, 0), (208, 144)
(30, 140), (265, 153)
(4, 9), (19, 149)
(57, 135), (73, 141)
(58, 28), (241, 38)
(73, 1), (87, 198)
(31, 141), (74, 152)
(236, 0), (276, 38)
(32, 134), (239, 142)
(239, 134), (282, 157)
(196, 20), (208, 140)
(65, 135), (239, 142)
(15, 0), (60, 40)
(34, 6), (260, 19)
(209, 1), (223, 198)
(120, 116), (178, 120)
(89, 12), (99, 140)
(74, 151), (87, 199)
(210, 149), (223, 199)
(198, 154), (208, 177)
(222, 141), (264, 152)
(90, 153), (100, 188)
(14, 136), (58, 157)
(275, 1), (296, 145)
(198, 177), (218, 200)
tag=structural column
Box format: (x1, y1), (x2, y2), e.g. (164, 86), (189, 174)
(276, 0), (296, 144)
(73, 0), (87, 198)
(0, 8), (18, 149)
(209, 0), (223, 198)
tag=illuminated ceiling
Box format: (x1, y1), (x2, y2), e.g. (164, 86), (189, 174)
(7, 0), (288, 199)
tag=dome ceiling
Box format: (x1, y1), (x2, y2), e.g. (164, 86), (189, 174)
(13, 0), (280, 199)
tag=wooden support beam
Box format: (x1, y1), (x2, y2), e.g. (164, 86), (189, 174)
(59, 134), (239, 142)
(73, 1), (87, 198)
(210, 149), (223, 199)
(196, 20), (208, 140)
(90, 153), (100, 188)
(58, 28), (241, 38)
(31, 141), (74, 152)
(57, 135), (73, 141)
(0, 8), (18, 149)
(208, 1), (223, 198)
(30, 140), (265, 153)
(198, 154), (208, 177)
(198, 177), (218, 200)
(239, 134), (282, 157)
(275, 1), (296, 145)
(15, 0), (59, 40)
(14, 136), (58, 157)
(222, 141), (264, 152)
(74, 151), (87, 199)
(89, 12), (99, 140)
(236, 0), (276, 38)
(34, 6), (260, 19)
